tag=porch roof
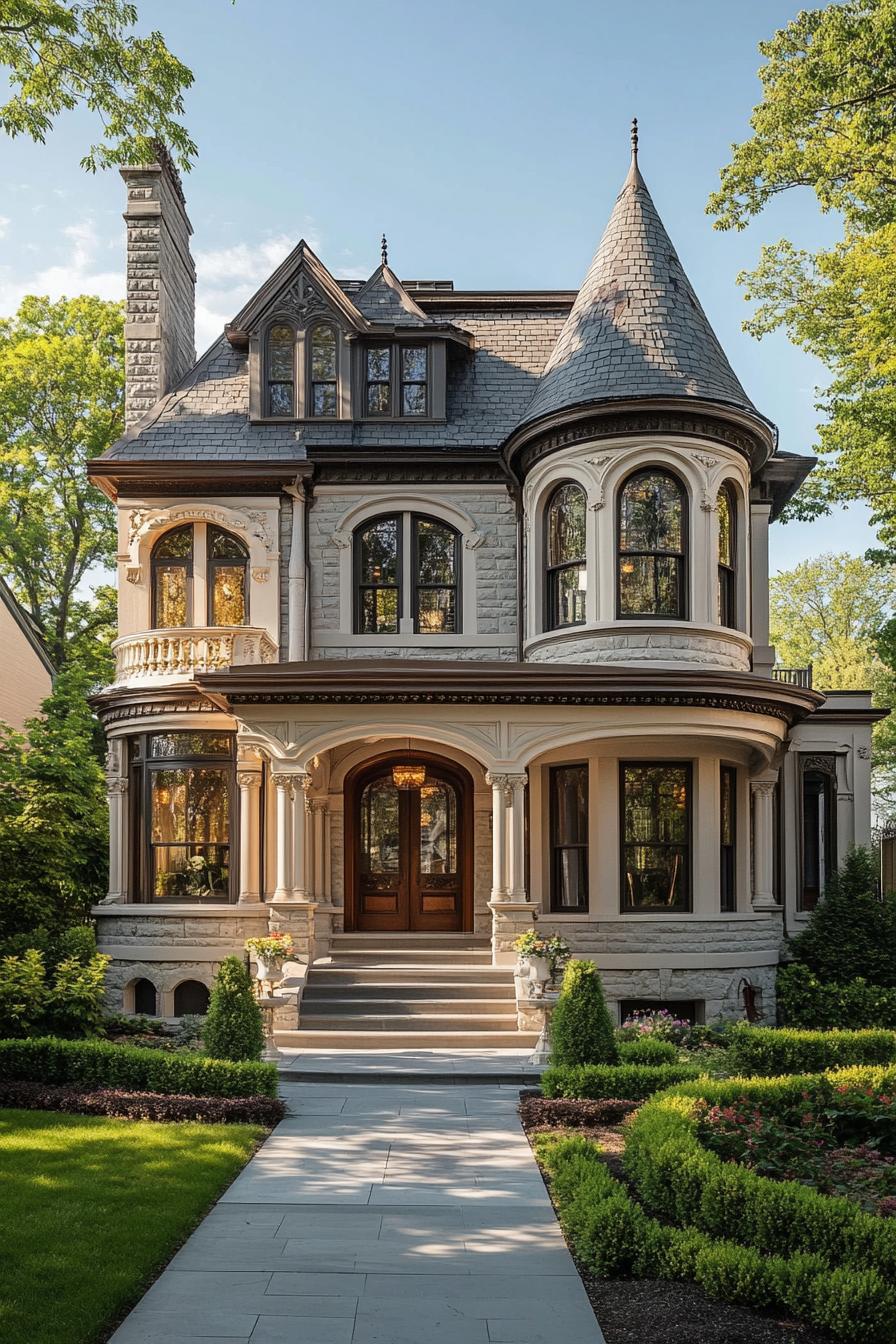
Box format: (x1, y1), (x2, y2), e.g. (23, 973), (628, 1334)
(195, 659), (823, 726)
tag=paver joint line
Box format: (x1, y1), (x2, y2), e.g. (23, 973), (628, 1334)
(107, 1079), (605, 1344)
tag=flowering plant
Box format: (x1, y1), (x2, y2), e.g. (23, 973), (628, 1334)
(512, 930), (571, 981)
(245, 932), (294, 959)
(619, 1007), (692, 1044)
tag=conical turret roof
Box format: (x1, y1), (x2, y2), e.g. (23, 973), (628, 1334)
(519, 141), (759, 430)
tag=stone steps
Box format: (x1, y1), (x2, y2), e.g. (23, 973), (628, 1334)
(280, 932), (534, 1052)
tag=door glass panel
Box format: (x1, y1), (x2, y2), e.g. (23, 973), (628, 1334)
(361, 778), (401, 874)
(419, 781), (457, 875)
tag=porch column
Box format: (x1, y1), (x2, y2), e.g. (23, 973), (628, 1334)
(486, 772), (509, 901)
(272, 773), (293, 899)
(309, 798), (328, 899)
(104, 739), (128, 903)
(506, 773), (528, 901)
(290, 771), (312, 901)
(750, 774), (779, 910)
(237, 768), (262, 903)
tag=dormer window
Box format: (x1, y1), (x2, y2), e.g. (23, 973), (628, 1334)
(310, 325), (338, 417)
(364, 343), (429, 418)
(267, 323), (295, 417)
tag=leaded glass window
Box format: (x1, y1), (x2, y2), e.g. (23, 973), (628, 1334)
(401, 346), (428, 416)
(310, 325), (338, 417)
(621, 763), (691, 912)
(419, 781), (457, 875)
(550, 764), (589, 912)
(618, 471), (686, 618)
(717, 485), (736, 628)
(267, 324), (295, 417)
(356, 516), (400, 633)
(207, 527), (248, 626)
(800, 758), (836, 911)
(360, 776), (401, 873)
(151, 525), (192, 628)
(414, 516), (458, 634)
(132, 731), (235, 903)
(366, 346), (392, 416)
(546, 483), (587, 629)
(720, 765), (737, 912)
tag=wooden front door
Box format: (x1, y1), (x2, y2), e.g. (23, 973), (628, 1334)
(352, 759), (469, 932)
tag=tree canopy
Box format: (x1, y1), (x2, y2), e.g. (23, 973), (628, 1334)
(709, 0), (896, 554)
(0, 293), (121, 674)
(0, 0), (195, 171)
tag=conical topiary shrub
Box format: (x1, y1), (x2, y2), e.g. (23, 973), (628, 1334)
(203, 956), (264, 1062)
(550, 959), (618, 1066)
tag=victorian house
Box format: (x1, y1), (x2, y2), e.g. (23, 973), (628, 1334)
(89, 135), (879, 1042)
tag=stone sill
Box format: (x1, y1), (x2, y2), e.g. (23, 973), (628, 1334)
(92, 903), (269, 918)
(540, 911), (781, 923)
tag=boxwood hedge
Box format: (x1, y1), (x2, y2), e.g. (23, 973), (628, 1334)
(541, 1061), (701, 1100)
(0, 1036), (278, 1099)
(726, 1023), (896, 1076)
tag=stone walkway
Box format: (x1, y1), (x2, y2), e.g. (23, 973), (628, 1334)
(109, 1080), (605, 1344)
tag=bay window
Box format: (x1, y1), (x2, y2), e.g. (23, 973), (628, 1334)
(621, 762), (691, 912)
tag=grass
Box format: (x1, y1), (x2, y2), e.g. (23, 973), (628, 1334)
(0, 1108), (264, 1344)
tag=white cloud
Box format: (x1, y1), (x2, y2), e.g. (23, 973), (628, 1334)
(0, 213), (122, 316)
(0, 217), (9, 239)
(195, 233), (298, 287)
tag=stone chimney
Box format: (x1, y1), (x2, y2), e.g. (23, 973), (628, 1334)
(121, 146), (196, 427)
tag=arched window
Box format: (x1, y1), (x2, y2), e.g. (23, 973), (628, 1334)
(354, 514), (461, 635)
(717, 485), (736, 628)
(545, 483), (587, 630)
(617, 470), (687, 619)
(152, 525), (193, 628)
(133, 978), (157, 1016)
(173, 980), (210, 1016)
(309, 325), (338, 417)
(267, 323), (295, 416)
(208, 527), (248, 626)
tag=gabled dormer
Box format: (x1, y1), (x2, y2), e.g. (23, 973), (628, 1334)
(226, 239), (472, 425)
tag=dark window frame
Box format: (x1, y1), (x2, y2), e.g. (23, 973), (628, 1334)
(150, 524), (193, 629)
(619, 760), (693, 914)
(265, 320), (297, 418)
(720, 764), (737, 912)
(206, 526), (249, 627)
(173, 980), (210, 1015)
(548, 763), (589, 914)
(620, 998), (700, 1025)
(365, 344), (393, 417)
(400, 345), (429, 417)
(362, 341), (430, 420)
(799, 756), (838, 912)
(411, 513), (461, 635)
(133, 978), (157, 1016)
(130, 731), (237, 905)
(616, 468), (688, 620)
(717, 483), (737, 629)
(353, 513), (403, 634)
(545, 481), (587, 632)
(308, 322), (339, 419)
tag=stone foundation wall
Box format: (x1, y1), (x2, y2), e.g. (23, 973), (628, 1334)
(526, 629), (750, 671)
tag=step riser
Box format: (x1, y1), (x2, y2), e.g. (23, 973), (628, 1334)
(299, 1017), (520, 1031)
(304, 986), (514, 1001)
(276, 1031), (539, 1049)
(311, 970), (512, 984)
(330, 936), (491, 949)
(303, 996), (515, 1013)
(324, 955), (494, 968)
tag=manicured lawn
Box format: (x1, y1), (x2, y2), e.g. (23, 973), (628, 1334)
(0, 1108), (264, 1344)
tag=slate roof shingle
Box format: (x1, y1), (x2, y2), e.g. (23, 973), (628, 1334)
(519, 155), (760, 430)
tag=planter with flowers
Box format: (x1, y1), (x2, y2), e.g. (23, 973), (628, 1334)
(513, 930), (571, 997)
(245, 932), (295, 990)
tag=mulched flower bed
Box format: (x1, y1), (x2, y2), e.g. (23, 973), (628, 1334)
(0, 1079), (284, 1125)
(519, 1095), (834, 1344)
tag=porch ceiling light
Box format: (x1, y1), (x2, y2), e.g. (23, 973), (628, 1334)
(392, 763), (426, 790)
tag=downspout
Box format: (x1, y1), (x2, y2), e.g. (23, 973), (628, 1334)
(499, 450), (525, 662)
(285, 479), (307, 662)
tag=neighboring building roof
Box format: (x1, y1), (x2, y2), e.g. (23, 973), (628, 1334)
(0, 576), (55, 678)
(518, 146), (762, 432)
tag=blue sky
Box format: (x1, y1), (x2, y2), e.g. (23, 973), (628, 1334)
(0, 0), (876, 574)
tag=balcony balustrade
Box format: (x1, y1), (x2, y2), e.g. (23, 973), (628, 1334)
(113, 626), (277, 684)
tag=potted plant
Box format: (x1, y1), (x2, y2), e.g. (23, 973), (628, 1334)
(544, 933), (572, 987)
(512, 929), (551, 991)
(245, 932), (295, 987)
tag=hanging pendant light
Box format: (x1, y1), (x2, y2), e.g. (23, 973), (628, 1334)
(392, 763), (426, 790)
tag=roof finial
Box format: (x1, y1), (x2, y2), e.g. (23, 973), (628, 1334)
(630, 117), (639, 164)
(380, 233), (388, 267)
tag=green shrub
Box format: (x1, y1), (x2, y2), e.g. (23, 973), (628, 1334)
(202, 956), (264, 1063)
(536, 1129), (896, 1341)
(623, 1069), (896, 1286)
(542, 1061), (701, 1101)
(0, 1036), (278, 1098)
(550, 960), (618, 1066)
(789, 849), (896, 989)
(0, 949), (47, 1037)
(726, 1023), (896, 1075)
(778, 962), (896, 1029)
(617, 1035), (678, 1065)
(42, 952), (109, 1037)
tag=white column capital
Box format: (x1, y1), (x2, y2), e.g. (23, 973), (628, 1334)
(236, 770), (263, 791)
